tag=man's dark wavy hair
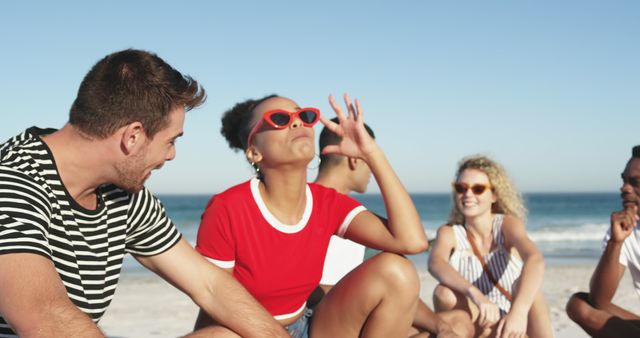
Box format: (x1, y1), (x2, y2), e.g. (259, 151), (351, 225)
(69, 49), (206, 139)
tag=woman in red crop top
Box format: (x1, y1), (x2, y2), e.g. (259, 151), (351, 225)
(194, 94), (453, 338)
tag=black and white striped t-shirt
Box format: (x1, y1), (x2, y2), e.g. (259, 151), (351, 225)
(0, 127), (182, 337)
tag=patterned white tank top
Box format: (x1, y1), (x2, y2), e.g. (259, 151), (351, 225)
(448, 214), (523, 316)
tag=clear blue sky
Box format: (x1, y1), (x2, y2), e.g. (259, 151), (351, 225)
(1, 1), (638, 194)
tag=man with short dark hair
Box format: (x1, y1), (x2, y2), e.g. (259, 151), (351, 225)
(566, 145), (640, 337)
(314, 117), (375, 294)
(0, 49), (287, 337)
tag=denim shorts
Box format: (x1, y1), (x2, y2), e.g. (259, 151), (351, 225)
(286, 308), (313, 338)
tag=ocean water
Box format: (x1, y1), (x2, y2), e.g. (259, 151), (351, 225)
(122, 192), (620, 272)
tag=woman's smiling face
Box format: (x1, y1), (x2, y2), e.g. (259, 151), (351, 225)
(454, 168), (497, 220)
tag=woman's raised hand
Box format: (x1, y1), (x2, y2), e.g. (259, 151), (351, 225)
(319, 94), (379, 161)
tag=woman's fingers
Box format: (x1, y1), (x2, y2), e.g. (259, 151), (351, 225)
(355, 98), (364, 123)
(320, 144), (340, 155)
(318, 115), (340, 134)
(478, 307), (487, 327)
(496, 318), (505, 338)
(343, 93), (355, 118)
(330, 93), (366, 125)
(328, 95), (347, 121)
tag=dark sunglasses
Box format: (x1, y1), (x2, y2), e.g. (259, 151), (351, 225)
(247, 108), (320, 146)
(621, 173), (640, 188)
(452, 182), (493, 195)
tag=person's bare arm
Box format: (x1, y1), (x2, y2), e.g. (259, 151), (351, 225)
(0, 253), (104, 337)
(502, 216), (545, 310)
(589, 243), (626, 308)
(412, 300), (446, 333)
(135, 239), (288, 338)
(429, 226), (478, 295)
(321, 94), (427, 254)
(589, 207), (637, 307)
(497, 215), (545, 337)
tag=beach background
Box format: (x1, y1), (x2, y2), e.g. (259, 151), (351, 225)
(1, 2), (638, 337)
(98, 192), (640, 337)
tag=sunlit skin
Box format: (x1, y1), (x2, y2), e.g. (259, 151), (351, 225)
(243, 97), (317, 226)
(350, 158), (372, 193)
(115, 106), (184, 193)
(39, 106), (185, 208)
(247, 97), (316, 174)
(455, 169), (497, 227)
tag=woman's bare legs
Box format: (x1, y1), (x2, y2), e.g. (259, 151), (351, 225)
(435, 283), (553, 338)
(526, 290), (554, 338)
(310, 253), (420, 338)
(433, 284), (495, 338)
(409, 297), (473, 338)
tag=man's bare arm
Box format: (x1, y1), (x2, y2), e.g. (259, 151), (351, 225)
(135, 239), (288, 338)
(590, 208), (637, 307)
(0, 253), (104, 337)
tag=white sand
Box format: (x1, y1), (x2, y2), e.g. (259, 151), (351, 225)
(99, 264), (640, 338)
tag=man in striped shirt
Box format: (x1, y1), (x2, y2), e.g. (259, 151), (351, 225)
(0, 49), (287, 338)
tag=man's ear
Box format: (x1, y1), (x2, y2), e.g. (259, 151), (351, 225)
(347, 157), (358, 171)
(245, 146), (263, 165)
(119, 122), (146, 155)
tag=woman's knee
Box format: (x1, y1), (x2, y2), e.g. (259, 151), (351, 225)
(368, 253), (420, 296)
(433, 284), (457, 311)
(440, 309), (475, 338)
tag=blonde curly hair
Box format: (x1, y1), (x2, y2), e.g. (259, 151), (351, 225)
(448, 155), (527, 225)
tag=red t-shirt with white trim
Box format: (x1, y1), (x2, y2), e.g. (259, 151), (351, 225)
(196, 178), (365, 319)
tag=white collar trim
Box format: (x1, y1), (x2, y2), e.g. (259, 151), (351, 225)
(250, 177), (312, 234)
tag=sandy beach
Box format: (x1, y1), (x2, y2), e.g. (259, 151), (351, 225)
(98, 263), (640, 338)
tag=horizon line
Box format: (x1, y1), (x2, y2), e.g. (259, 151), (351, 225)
(155, 190), (619, 196)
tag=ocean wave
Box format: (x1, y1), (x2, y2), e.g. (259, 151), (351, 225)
(424, 222), (610, 243)
(528, 223), (609, 242)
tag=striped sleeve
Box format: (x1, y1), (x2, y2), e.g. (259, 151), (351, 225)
(0, 167), (52, 258)
(125, 188), (181, 256)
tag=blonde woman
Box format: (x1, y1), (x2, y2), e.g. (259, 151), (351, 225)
(428, 156), (553, 338)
